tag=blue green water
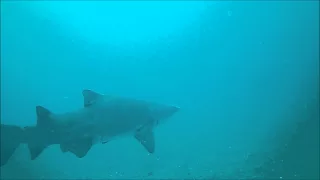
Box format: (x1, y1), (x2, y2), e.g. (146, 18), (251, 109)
(1, 1), (319, 179)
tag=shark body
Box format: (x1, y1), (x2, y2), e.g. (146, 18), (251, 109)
(0, 89), (180, 166)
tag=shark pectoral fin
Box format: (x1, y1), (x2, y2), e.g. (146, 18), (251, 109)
(82, 89), (103, 107)
(134, 127), (155, 154)
(61, 136), (93, 158)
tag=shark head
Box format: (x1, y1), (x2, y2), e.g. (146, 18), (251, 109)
(149, 103), (180, 124)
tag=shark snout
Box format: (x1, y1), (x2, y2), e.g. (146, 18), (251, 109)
(170, 105), (180, 113)
(164, 105), (180, 117)
(150, 104), (180, 120)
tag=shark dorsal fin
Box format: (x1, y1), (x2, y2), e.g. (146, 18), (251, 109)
(82, 89), (103, 107)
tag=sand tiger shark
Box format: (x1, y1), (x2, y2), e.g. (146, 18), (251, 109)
(0, 89), (180, 166)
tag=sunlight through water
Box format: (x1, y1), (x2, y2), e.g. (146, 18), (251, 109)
(30, 1), (214, 46)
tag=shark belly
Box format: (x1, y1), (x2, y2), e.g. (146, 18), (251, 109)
(89, 101), (153, 138)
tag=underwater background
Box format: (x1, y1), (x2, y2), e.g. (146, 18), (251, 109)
(1, 1), (319, 179)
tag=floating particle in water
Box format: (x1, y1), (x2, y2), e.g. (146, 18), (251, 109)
(228, 10), (233, 17)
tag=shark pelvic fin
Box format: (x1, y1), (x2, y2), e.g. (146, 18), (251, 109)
(82, 89), (103, 107)
(134, 125), (155, 154)
(60, 136), (94, 158)
(28, 142), (48, 160)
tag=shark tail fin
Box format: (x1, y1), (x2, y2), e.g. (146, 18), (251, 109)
(26, 106), (54, 160)
(1, 124), (24, 166)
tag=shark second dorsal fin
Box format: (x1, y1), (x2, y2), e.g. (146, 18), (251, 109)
(82, 89), (103, 107)
(36, 106), (53, 128)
